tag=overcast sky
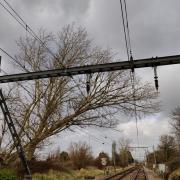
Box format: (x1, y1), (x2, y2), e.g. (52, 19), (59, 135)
(0, 0), (180, 160)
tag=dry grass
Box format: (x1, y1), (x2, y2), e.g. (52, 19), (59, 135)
(33, 167), (104, 180)
(33, 170), (77, 180)
(168, 168), (180, 180)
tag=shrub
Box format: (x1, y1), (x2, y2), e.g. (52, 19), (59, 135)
(29, 160), (64, 174)
(0, 168), (18, 180)
(16, 160), (65, 175)
(69, 142), (94, 169)
(167, 157), (180, 172)
(94, 152), (110, 169)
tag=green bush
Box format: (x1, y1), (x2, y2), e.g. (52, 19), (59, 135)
(0, 168), (18, 180)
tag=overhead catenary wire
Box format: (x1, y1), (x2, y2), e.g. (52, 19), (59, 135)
(123, 0), (132, 57)
(0, 0), (57, 62)
(0, 0), (56, 73)
(0, 0), (65, 64)
(0, 0), (86, 98)
(119, 0), (139, 147)
(75, 126), (112, 146)
(131, 74), (140, 147)
(78, 126), (113, 143)
(95, 126), (124, 142)
(0, 47), (17, 64)
(76, 126), (113, 146)
(0, 46), (65, 124)
(119, 0), (130, 60)
(75, 126), (145, 160)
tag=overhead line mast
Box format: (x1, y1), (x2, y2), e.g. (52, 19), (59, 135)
(0, 90), (31, 179)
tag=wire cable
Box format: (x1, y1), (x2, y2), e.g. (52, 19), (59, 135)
(131, 74), (140, 147)
(1, 0), (58, 62)
(75, 126), (112, 146)
(123, 0), (132, 56)
(119, 0), (130, 60)
(0, 47), (17, 63)
(0, 0), (86, 98)
(119, 0), (139, 147)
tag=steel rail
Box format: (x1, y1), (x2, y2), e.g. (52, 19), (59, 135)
(104, 166), (138, 180)
(132, 167), (148, 180)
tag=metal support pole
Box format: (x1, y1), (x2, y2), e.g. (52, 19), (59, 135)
(112, 141), (116, 173)
(153, 145), (157, 165)
(0, 89), (31, 179)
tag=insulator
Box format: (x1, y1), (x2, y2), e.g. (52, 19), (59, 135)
(154, 79), (159, 91)
(130, 55), (134, 73)
(0, 56), (1, 73)
(153, 66), (159, 91)
(86, 82), (90, 94)
(86, 74), (91, 94)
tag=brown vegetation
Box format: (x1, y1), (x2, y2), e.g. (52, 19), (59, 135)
(94, 152), (110, 169)
(69, 141), (93, 169)
(171, 107), (180, 149)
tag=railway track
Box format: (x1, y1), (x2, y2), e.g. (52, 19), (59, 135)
(131, 167), (148, 180)
(104, 166), (138, 180)
(104, 166), (148, 180)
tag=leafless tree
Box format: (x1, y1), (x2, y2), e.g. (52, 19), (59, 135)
(118, 138), (131, 150)
(118, 137), (132, 167)
(69, 141), (93, 169)
(158, 135), (177, 162)
(0, 24), (159, 161)
(171, 107), (180, 149)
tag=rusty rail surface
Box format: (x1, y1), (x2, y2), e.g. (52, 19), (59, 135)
(104, 166), (138, 180)
(132, 167), (148, 180)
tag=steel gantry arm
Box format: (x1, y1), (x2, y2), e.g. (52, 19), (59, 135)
(0, 55), (180, 83)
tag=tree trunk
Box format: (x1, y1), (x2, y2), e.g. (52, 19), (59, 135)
(26, 142), (39, 160)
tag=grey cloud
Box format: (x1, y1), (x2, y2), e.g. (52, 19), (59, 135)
(60, 0), (91, 15)
(1, 0), (180, 159)
(129, 0), (180, 58)
(19, 0), (91, 22)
